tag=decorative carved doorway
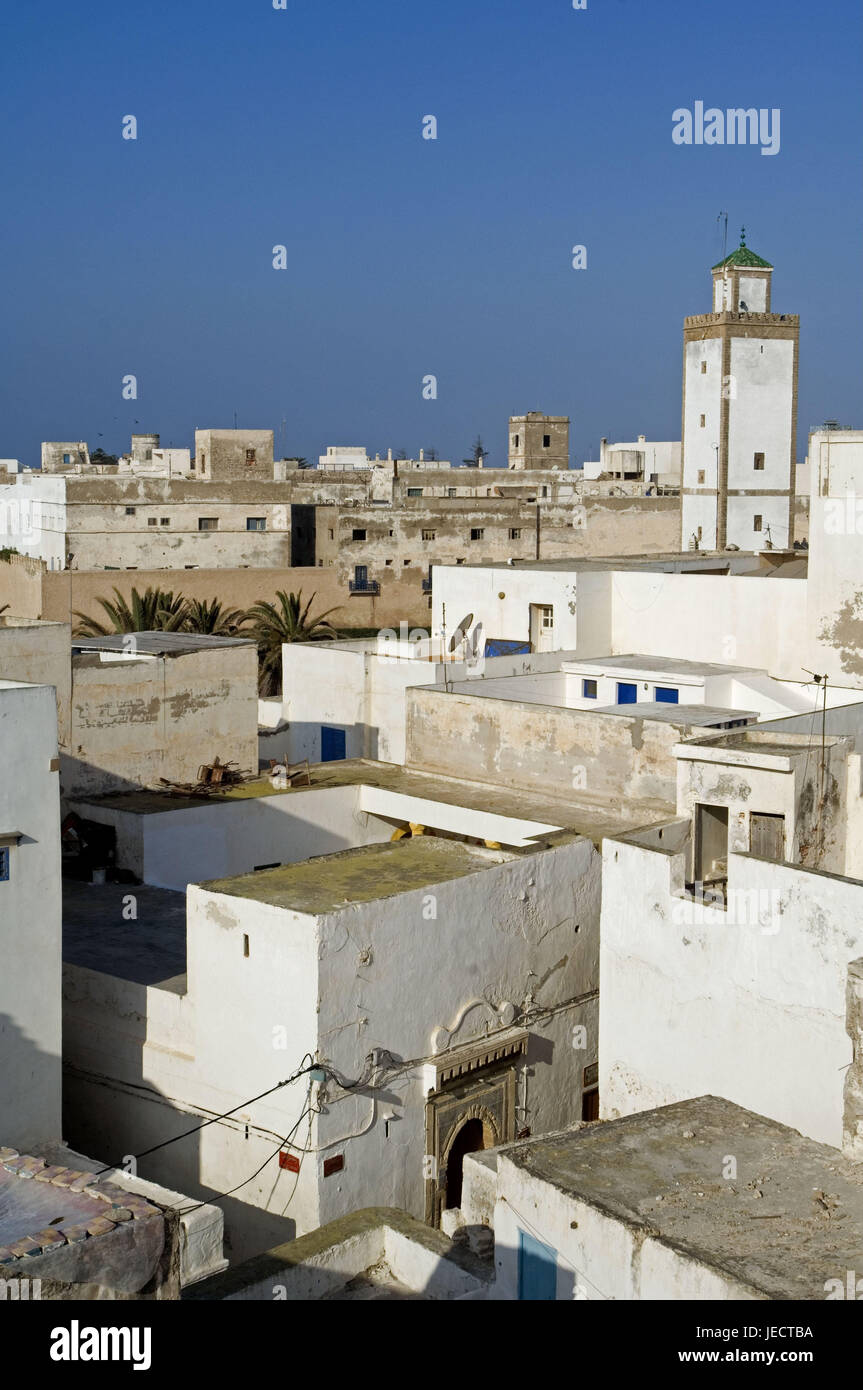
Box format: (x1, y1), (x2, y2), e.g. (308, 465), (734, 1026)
(424, 1030), (526, 1226)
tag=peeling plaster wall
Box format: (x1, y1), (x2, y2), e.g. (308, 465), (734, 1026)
(63, 644), (258, 798)
(599, 840), (863, 1148)
(676, 738), (850, 876)
(405, 686), (684, 804)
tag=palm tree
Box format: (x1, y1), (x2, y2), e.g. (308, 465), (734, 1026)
(243, 589), (340, 695)
(72, 586), (189, 637)
(181, 598), (247, 636)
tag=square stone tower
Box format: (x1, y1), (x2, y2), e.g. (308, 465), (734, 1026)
(508, 413), (569, 470)
(681, 231), (798, 551)
(194, 429), (275, 481)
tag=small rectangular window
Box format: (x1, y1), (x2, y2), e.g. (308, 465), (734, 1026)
(125, 506), (136, 515)
(198, 517), (218, 531)
(245, 448), (256, 466)
(543, 434), (550, 448)
(0, 847), (9, 882)
(701, 361), (707, 374)
(697, 470), (705, 484)
(63, 453), (71, 464)
(160, 517), (170, 526)
(655, 686), (679, 704)
(447, 487), (457, 497)
(352, 528), (366, 541)
(699, 414), (706, 428)
(754, 515), (763, 532)
(407, 487), (422, 497)
(542, 486), (548, 497)
(582, 679), (597, 699)
(470, 528), (484, 541)
(509, 527), (521, 540)
(246, 517), (266, 531)
(753, 452), (765, 470)
(422, 529), (436, 541)
(328, 529), (334, 540)
(514, 434), (519, 448)
(148, 517), (158, 526)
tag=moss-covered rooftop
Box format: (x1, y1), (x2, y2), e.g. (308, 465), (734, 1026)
(200, 836), (515, 915)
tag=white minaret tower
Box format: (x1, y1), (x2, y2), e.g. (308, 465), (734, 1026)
(681, 229), (798, 552)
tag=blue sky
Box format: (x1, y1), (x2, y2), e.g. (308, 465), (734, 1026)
(1, 0), (860, 468)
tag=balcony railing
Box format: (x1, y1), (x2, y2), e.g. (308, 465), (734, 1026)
(348, 579), (380, 595)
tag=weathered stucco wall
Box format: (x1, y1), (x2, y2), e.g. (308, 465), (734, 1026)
(405, 686), (683, 806)
(63, 643), (259, 797)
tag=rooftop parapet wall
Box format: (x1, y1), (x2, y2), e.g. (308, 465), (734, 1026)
(405, 686), (684, 808)
(684, 312), (799, 328)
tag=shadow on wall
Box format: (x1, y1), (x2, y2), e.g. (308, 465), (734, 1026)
(0, 1014), (61, 1155)
(60, 976), (303, 1267)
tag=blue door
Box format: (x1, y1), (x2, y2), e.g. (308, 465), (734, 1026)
(321, 726), (346, 762)
(617, 682), (638, 704)
(518, 1229), (557, 1300)
(655, 686), (679, 703)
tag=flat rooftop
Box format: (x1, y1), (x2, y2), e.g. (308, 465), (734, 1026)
(503, 1096), (863, 1300)
(570, 653), (759, 678)
(452, 552), (802, 575)
(71, 632), (254, 657)
(73, 758), (673, 846)
(202, 837), (516, 915)
(595, 702), (758, 727)
(63, 880), (186, 989)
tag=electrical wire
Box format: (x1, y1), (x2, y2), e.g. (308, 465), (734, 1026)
(93, 1055), (316, 1175)
(173, 1092), (321, 1215)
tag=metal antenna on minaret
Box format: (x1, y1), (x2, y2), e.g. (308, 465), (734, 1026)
(717, 210), (728, 260)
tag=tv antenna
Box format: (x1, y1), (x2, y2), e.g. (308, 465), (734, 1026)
(717, 210), (728, 260)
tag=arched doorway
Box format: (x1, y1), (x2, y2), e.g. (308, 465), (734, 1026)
(445, 1117), (486, 1210)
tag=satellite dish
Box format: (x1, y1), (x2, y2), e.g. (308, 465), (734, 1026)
(449, 612), (474, 652)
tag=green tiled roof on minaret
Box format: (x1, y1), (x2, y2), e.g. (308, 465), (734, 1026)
(712, 226), (772, 269)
